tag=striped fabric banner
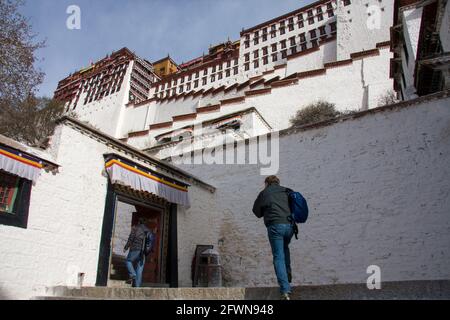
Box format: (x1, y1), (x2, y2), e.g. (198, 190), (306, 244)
(105, 158), (190, 207)
(0, 145), (43, 183)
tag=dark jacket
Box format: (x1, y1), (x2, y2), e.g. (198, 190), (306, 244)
(252, 183), (291, 226)
(124, 224), (150, 252)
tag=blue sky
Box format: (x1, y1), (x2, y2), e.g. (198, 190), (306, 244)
(22, 0), (313, 97)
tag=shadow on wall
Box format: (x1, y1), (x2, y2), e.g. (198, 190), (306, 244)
(0, 287), (11, 300)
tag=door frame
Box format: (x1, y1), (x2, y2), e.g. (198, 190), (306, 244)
(95, 182), (178, 287)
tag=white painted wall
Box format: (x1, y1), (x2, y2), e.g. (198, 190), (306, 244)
(179, 94), (450, 287)
(337, 0), (394, 60)
(125, 46), (393, 152)
(177, 184), (219, 287)
(147, 110), (272, 160)
(72, 62), (134, 137)
(286, 40), (337, 75)
(0, 122), (215, 299)
(401, 7), (423, 99)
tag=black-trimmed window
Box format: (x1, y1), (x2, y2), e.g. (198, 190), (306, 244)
(0, 170), (32, 229)
(272, 53), (278, 62)
(271, 43), (277, 52)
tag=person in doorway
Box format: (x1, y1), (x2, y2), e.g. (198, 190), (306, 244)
(124, 217), (150, 287)
(252, 175), (294, 300)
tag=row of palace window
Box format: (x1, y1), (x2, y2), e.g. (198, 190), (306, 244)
(56, 62), (127, 102)
(156, 58), (239, 92)
(157, 65), (240, 97)
(243, 2), (336, 49)
(243, 23), (335, 63)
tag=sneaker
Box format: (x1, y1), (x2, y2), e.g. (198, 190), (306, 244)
(280, 293), (291, 300)
(287, 271), (292, 283)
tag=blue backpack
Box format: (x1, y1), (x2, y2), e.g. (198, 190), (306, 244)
(286, 189), (309, 224)
(142, 231), (155, 256)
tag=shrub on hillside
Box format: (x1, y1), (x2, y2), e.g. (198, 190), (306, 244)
(290, 101), (341, 127)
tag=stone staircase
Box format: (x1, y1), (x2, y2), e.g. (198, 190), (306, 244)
(33, 280), (450, 300)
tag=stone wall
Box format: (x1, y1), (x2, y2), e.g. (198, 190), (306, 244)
(179, 92), (450, 288)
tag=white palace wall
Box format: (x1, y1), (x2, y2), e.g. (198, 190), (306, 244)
(0, 121), (216, 299)
(178, 92), (450, 288)
(122, 44), (393, 151)
(336, 0), (394, 60)
(72, 61), (135, 137)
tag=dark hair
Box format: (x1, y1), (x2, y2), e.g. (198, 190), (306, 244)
(265, 175), (280, 185)
(138, 217), (147, 225)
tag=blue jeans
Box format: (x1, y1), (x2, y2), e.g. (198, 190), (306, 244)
(267, 224), (294, 294)
(126, 250), (146, 287)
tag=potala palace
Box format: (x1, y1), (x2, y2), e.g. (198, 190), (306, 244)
(53, 0), (395, 157)
(0, 0), (449, 299)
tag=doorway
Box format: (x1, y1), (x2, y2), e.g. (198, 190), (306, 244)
(96, 183), (178, 288)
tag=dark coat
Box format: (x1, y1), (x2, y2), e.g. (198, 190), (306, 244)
(252, 183), (291, 226)
(124, 224), (150, 252)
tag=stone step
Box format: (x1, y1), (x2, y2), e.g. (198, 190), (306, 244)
(36, 280), (450, 300)
(45, 286), (247, 300)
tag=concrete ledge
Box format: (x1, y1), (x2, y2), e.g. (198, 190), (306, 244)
(46, 286), (246, 300)
(39, 280), (450, 300)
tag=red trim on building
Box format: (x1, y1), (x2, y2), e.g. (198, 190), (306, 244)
(263, 76), (281, 87)
(149, 121), (173, 130)
(245, 88), (272, 97)
(221, 96), (246, 105)
(249, 78), (266, 89)
(350, 48), (380, 60)
(173, 113), (197, 122)
(274, 64), (287, 70)
(240, 0), (331, 35)
(224, 83), (239, 93)
(192, 89), (205, 98)
(271, 78), (299, 88)
(324, 59), (353, 69)
(297, 68), (326, 79)
(376, 41), (391, 48)
(287, 45), (321, 61)
(128, 130), (150, 138)
(197, 104), (221, 113)
(262, 70), (275, 76)
(236, 80), (251, 92)
(212, 85), (226, 96)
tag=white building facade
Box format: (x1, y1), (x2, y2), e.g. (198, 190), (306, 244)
(52, 0), (395, 159)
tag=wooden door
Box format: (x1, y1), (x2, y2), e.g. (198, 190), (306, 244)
(131, 206), (163, 284)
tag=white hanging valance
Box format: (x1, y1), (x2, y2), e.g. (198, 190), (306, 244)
(105, 158), (190, 208)
(0, 146), (43, 183)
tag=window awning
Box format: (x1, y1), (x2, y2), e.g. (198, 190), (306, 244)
(156, 127), (193, 142)
(0, 145), (44, 183)
(105, 155), (190, 207)
(213, 116), (242, 129)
